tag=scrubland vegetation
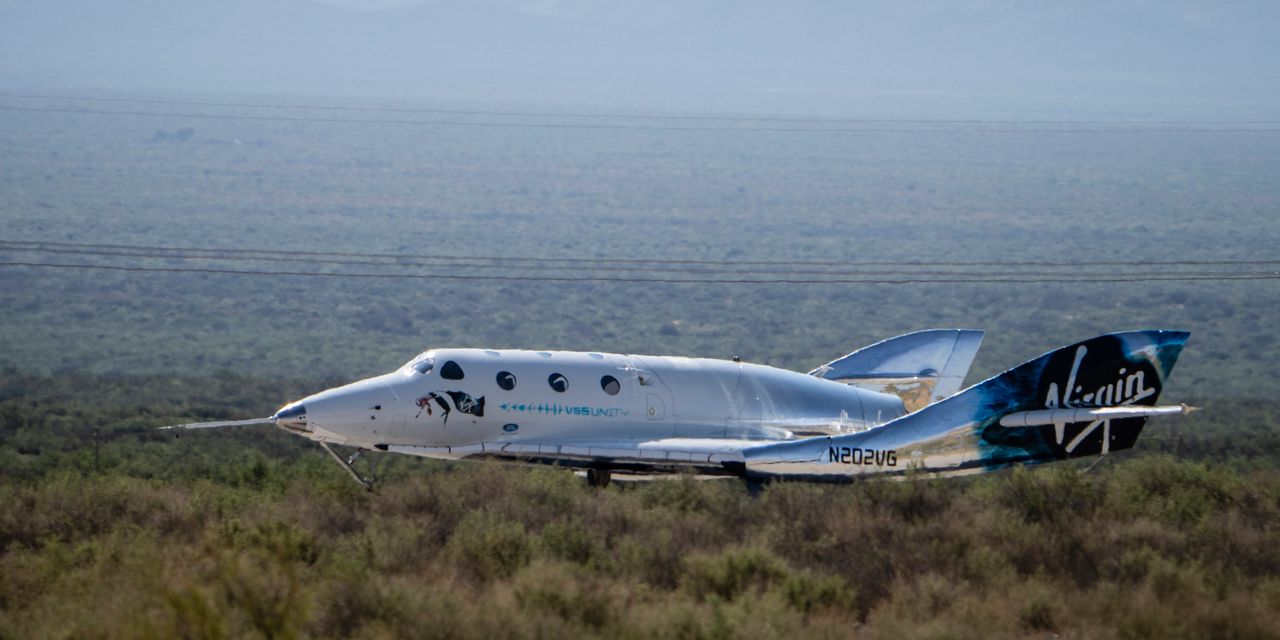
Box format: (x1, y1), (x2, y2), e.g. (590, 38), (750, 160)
(1, 373), (1279, 638)
(4, 441), (1280, 638)
(2, 98), (1279, 637)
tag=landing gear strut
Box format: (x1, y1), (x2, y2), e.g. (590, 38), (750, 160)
(586, 468), (612, 488)
(320, 442), (374, 491)
(1082, 453), (1108, 474)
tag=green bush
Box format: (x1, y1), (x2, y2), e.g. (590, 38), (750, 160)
(683, 546), (789, 601)
(537, 518), (598, 565)
(781, 571), (857, 614)
(513, 561), (617, 630)
(448, 511), (531, 581)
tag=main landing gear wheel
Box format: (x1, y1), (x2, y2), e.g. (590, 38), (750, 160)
(586, 468), (612, 488)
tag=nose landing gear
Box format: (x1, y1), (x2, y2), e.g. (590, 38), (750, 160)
(319, 442), (375, 491)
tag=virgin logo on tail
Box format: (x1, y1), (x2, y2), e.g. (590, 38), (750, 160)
(1042, 345), (1157, 453)
(1044, 346), (1156, 411)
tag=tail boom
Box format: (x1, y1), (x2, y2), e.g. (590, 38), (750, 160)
(743, 330), (1190, 481)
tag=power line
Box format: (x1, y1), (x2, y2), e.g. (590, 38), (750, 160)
(2, 239), (1277, 270)
(5, 92), (1277, 126)
(0, 243), (1275, 280)
(2, 260), (1277, 285)
(4, 105), (1279, 134)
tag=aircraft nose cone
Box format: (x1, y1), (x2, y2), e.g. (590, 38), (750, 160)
(272, 402), (309, 432)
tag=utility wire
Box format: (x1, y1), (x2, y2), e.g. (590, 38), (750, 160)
(3, 240), (1277, 270)
(0, 244), (1274, 280)
(2, 261), (1277, 285)
(4, 105), (1278, 134)
(5, 92), (1277, 126)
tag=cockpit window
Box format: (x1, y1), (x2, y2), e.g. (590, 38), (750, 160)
(412, 358), (435, 374)
(440, 360), (465, 380)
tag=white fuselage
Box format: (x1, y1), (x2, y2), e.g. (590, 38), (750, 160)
(277, 348), (908, 455)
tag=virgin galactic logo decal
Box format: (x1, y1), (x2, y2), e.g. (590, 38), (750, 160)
(415, 391), (485, 424)
(1031, 340), (1160, 455)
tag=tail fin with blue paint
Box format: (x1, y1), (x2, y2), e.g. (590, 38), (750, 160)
(748, 330), (1191, 480)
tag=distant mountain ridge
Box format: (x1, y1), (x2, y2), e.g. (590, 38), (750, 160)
(2, 0), (1277, 118)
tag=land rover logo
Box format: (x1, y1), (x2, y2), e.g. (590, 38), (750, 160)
(503, 423), (519, 433)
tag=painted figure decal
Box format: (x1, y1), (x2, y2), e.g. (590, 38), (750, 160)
(415, 391), (485, 424)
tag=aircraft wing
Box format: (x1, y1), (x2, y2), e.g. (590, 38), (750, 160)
(383, 436), (777, 476)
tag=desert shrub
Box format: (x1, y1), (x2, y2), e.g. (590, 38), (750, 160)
(1114, 545), (1168, 584)
(216, 551), (309, 640)
(222, 520), (320, 566)
(682, 546), (789, 601)
(0, 473), (194, 549)
(512, 561), (618, 630)
(638, 475), (717, 513)
(160, 586), (228, 640)
(537, 518), (599, 565)
(756, 481), (834, 545)
(865, 475), (960, 523)
(1013, 581), (1064, 634)
(308, 568), (409, 638)
(448, 510), (531, 581)
(956, 541), (1018, 589)
(1019, 597), (1057, 633)
(514, 466), (587, 515)
(610, 527), (689, 589)
(1106, 455), (1245, 525)
(355, 514), (433, 573)
(994, 463), (1103, 525)
(780, 571), (857, 614)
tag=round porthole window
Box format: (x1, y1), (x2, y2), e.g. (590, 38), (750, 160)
(548, 373), (568, 393)
(496, 371), (517, 390)
(600, 375), (620, 395)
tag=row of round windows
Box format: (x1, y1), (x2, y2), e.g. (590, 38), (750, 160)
(437, 359), (621, 395)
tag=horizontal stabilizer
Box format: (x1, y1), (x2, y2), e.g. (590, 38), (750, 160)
(998, 403), (1197, 428)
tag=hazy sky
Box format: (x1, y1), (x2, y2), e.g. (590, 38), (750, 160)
(2, 0), (1277, 118)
